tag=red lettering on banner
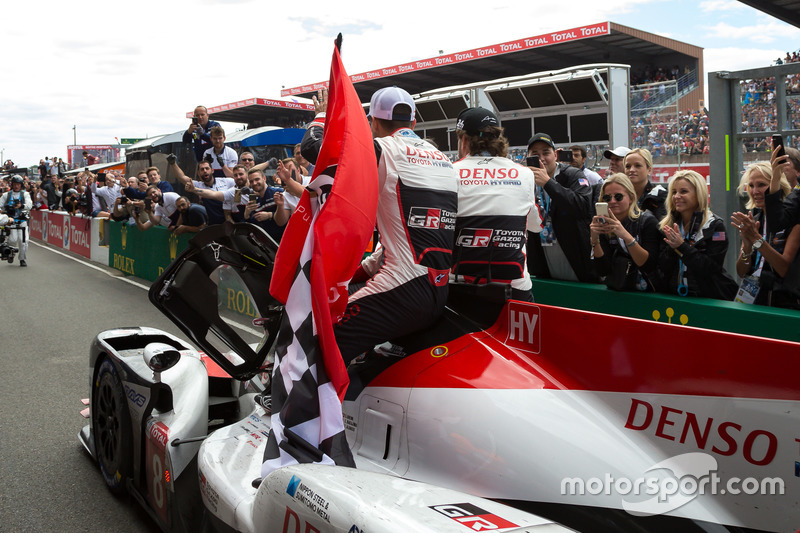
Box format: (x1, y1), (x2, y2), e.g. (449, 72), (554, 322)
(623, 399), (778, 466)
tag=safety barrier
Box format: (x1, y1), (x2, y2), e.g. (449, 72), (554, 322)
(29, 210), (108, 264)
(531, 278), (800, 343)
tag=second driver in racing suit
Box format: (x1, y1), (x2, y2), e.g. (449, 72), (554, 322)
(452, 107), (542, 302)
(301, 86), (458, 363)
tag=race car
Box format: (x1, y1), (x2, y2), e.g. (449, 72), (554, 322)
(80, 222), (799, 532)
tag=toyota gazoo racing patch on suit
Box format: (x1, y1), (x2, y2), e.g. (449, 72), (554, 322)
(456, 228), (494, 247)
(408, 207), (453, 229)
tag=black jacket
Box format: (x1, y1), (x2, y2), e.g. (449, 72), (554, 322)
(655, 211), (738, 300)
(638, 181), (667, 221)
(182, 119), (222, 162)
(764, 188), (800, 233)
(527, 163), (597, 282)
(593, 211), (660, 290)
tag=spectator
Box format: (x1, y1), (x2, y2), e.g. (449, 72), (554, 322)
(91, 171), (120, 217)
(604, 146), (630, 177)
(242, 169), (287, 242)
(121, 175), (147, 201)
(170, 156), (235, 226)
(275, 158), (308, 216)
(133, 186), (180, 231)
(623, 148), (667, 220)
(452, 107), (541, 301)
(657, 170), (738, 300)
(82, 151), (100, 165)
(182, 105), (221, 162)
(781, 147), (800, 189)
(765, 146), (800, 233)
(222, 165), (252, 222)
(526, 133), (596, 282)
(170, 196), (208, 235)
(38, 159), (48, 181)
(590, 173), (660, 292)
(239, 151), (256, 170)
(202, 126), (238, 178)
(569, 145), (602, 185)
(732, 162), (799, 308)
(145, 166), (174, 193)
(293, 143), (314, 176)
(301, 85), (458, 363)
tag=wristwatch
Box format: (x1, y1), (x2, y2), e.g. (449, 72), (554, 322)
(752, 237), (765, 250)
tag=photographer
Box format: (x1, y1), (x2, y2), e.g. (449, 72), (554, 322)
(133, 186), (180, 231)
(182, 105), (221, 162)
(0, 176), (32, 266)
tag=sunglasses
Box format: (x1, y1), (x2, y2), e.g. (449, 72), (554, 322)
(241, 158), (254, 162)
(602, 193), (626, 202)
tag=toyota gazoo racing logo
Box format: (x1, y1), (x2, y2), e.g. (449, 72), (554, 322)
(408, 207), (455, 230)
(456, 228), (493, 247)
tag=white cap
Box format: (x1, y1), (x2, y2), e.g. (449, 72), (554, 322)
(368, 86), (415, 121)
(604, 146), (631, 159)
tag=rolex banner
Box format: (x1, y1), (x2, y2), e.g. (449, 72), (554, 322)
(106, 221), (192, 281)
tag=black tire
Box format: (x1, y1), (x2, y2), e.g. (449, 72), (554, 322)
(92, 359), (132, 495)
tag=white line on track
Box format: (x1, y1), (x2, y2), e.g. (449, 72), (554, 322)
(31, 241), (263, 338)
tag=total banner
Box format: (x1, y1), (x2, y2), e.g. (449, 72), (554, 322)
(107, 221), (192, 281)
(29, 210), (93, 259)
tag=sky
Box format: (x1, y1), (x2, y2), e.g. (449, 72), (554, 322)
(2, 0), (798, 170)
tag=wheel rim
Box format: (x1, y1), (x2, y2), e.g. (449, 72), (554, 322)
(96, 374), (121, 466)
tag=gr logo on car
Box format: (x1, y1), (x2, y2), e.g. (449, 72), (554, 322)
(430, 503), (518, 531)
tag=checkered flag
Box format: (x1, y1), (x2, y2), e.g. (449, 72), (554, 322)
(261, 211), (354, 477)
(261, 36), (377, 477)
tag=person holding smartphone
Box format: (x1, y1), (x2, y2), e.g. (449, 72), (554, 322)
(590, 174), (660, 291)
(182, 105), (222, 162)
(526, 133), (595, 282)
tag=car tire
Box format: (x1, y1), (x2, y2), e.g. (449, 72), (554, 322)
(92, 358), (132, 496)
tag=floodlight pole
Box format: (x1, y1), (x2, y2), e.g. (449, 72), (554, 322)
(73, 125), (76, 146)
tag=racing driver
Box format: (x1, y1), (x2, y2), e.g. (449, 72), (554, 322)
(452, 107), (541, 301)
(301, 86), (458, 363)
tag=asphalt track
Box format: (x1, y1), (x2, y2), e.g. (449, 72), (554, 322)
(0, 240), (260, 532)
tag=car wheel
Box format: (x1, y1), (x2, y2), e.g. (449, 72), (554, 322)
(92, 359), (132, 495)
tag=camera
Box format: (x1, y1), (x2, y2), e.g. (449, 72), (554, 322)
(144, 198), (152, 211)
(266, 158), (279, 170)
(166, 153), (177, 165)
(0, 228), (18, 263)
(240, 187), (253, 196)
(557, 150), (573, 163)
(192, 117), (198, 125)
(203, 154), (214, 164)
(120, 196), (129, 205)
(526, 156), (541, 168)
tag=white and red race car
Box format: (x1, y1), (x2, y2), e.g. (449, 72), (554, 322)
(80, 223), (799, 532)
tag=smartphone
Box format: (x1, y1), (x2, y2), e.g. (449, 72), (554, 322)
(144, 198), (152, 210)
(526, 156), (541, 168)
(192, 117), (199, 125)
(772, 134), (784, 153)
(557, 150), (573, 163)
(595, 202), (609, 223)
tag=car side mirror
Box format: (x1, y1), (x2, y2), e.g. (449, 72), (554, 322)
(143, 343), (181, 375)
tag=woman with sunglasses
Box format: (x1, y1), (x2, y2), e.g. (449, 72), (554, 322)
(657, 170), (738, 300)
(590, 173), (660, 291)
(731, 162), (800, 308)
(624, 148), (667, 220)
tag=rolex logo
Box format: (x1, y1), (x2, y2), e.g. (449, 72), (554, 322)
(168, 233), (178, 261)
(121, 224), (128, 250)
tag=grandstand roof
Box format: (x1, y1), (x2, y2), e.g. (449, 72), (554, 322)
(282, 21), (703, 102)
(738, 0), (800, 27)
(201, 21), (703, 128)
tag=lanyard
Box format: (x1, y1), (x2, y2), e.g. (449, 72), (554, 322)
(677, 222), (690, 296)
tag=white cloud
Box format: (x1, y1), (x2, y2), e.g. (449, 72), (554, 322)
(699, 0), (742, 12)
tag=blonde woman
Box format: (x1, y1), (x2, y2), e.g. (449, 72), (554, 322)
(590, 173), (660, 291)
(623, 147), (667, 220)
(657, 170), (738, 299)
(731, 162), (800, 308)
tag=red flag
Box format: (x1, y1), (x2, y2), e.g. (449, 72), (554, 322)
(270, 42), (378, 401)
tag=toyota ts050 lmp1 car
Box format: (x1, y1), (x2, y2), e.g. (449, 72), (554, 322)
(80, 223), (799, 532)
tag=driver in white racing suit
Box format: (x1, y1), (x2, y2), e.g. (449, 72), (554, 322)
(301, 86), (459, 362)
(452, 107), (542, 301)
(0, 176), (32, 267)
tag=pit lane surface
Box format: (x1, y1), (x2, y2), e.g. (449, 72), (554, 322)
(0, 241), (261, 532)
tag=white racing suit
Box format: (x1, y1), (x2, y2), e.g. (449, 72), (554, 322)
(453, 155), (542, 301)
(301, 125), (459, 362)
(0, 190), (32, 263)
